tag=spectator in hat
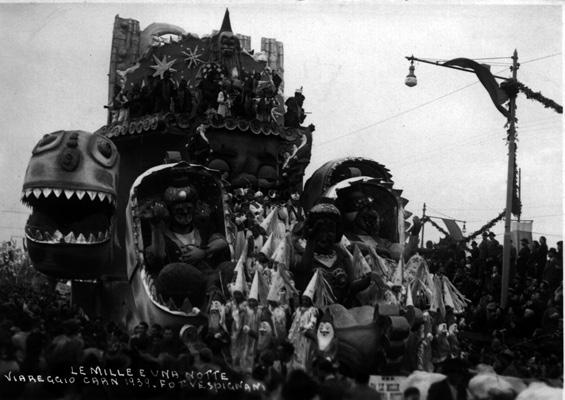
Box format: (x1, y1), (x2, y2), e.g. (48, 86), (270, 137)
(487, 232), (501, 261)
(538, 236), (549, 278)
(517, 239), (530, 276)
(478, 232), (489, 263)
(543, 248), (562, 291)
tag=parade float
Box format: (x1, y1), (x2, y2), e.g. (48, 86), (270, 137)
(19, 10), (459, 376)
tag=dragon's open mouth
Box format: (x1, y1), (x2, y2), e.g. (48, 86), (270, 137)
(22, 187), (116, 245)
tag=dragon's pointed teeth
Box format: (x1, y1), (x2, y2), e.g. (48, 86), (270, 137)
(76, 190), (86, 200)
(97, 192), (107, 202)
(76, 233), (86, 243)
(42, 188), (53, 197)
(33, 189), (42, 198)
(64, 231), (75, 243)
(88, 233), (97, 243)
(53, 189), (62, 198)
(43, 231), (53, 241)
(64, 190), (74, 199)
(97, 231), (105, 241)
(87, 191), (96, 200)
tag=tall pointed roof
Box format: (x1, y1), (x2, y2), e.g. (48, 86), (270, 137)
(220, 8), (233, 33)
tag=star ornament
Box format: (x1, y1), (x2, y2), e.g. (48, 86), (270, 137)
(150, 55), (177, 79)
(182, 45), (204, 69)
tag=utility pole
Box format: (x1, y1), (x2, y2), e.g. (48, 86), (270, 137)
(501, 49), (519, 309)
(421, 203), (426, 248)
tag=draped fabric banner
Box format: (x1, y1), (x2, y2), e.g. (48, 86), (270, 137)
(441, 218), (464, 241)
(443, 58), (510, 119)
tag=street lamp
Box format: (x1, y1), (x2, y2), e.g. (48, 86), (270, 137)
(405, 59), (417, 87)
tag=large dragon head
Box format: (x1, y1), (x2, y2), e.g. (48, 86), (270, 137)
(22, 130), (119, 279)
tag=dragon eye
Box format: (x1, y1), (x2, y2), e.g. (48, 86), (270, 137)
(32, 132), (64, 155)
(90, 135), (118, 168)
(98, 140), (113, 158)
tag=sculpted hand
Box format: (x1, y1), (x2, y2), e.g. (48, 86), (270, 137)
(180, 246), (206, 263)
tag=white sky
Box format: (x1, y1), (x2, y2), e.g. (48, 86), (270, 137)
(0, 1), (562, 246)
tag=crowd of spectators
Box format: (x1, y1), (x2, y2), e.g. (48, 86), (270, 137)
(0, 227), (561, 399)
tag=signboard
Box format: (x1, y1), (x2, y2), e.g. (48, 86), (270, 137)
(511, 220), (533, 246)
(369, 375), (407, 400)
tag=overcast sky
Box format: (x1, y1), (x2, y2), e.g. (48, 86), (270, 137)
(0, 1), (562, 246)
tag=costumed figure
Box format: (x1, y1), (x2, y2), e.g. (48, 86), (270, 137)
(420, 311), (434, 372)
(154, 70), (177, 113)
(265, 269), (294, 345)
(175, 79), (193, 114)
(447, 323), (460, 358)
(225, 260), (248, 372)
(203, 293), (230, 364)
(240, 270), (264, 373)
(284, 87), (306, 128)
(296, 202), (371, 306)
(287, 191), (305, 228)
(316, 313), (339, 365)
(432, 323), (451, 365)
(217, 87), (228, 117)
(256, 318), (275, 359)
(287, 270), (324, 371)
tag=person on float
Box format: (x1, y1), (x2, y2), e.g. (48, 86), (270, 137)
(287, 269), (325, 371)
(315, 312), (339, 365)
(144, 180), (229, 272)
(296, 201), (371, 306)
(286, 191), (305, 229)
(202, 291), (230, 364)
(256, 316), (275, 363)
(264, 269), (292, 346)
(225, 259), (248, 372)
(240, 270), (264, 373)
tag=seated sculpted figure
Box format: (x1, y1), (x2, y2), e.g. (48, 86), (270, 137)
(293, 201), (371, 307)
(144, 179), (230, 273)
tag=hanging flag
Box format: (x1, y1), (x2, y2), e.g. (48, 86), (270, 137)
(442, 58), (510, 119)
(441, 218), (464, 241)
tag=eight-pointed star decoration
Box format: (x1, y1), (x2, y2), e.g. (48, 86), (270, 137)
(150, 54), (177, 79)
(182, 45), (204, 69)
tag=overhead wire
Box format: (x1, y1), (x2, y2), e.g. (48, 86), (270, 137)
(317, 53), (561, 148)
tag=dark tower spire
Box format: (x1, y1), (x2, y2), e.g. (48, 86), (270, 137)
(220, 8), (232, 33)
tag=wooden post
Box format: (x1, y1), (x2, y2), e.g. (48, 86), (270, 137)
(501, 49), (519, 309)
